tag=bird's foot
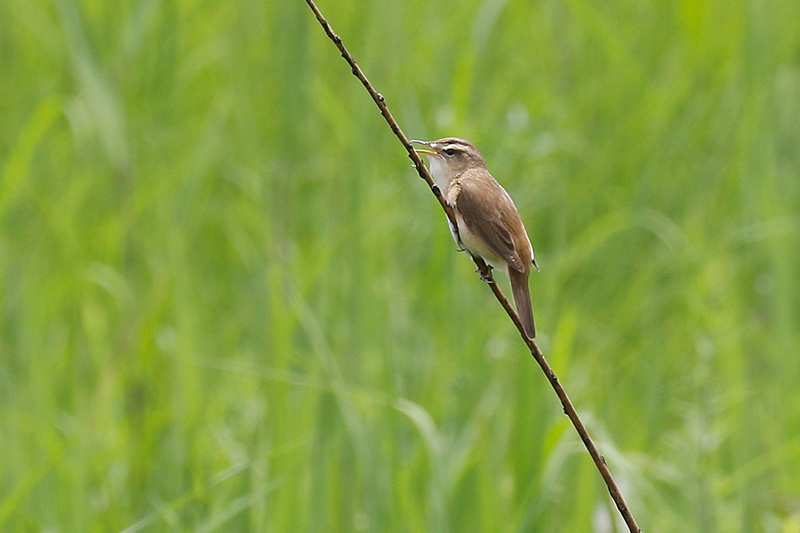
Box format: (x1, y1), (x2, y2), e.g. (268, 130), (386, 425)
(477, 267), (494, 284)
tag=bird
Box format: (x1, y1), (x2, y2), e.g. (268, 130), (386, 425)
(412, 137), (538, 338)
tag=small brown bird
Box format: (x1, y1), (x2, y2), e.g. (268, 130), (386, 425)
(412, 137), (538, 338)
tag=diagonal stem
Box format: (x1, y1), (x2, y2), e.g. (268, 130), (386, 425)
(303, 1), (641, 531)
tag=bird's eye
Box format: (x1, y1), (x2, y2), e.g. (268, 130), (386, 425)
(443, 148), (456, 156)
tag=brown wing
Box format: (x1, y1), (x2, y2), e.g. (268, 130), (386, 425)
(455, 173), (527, 273)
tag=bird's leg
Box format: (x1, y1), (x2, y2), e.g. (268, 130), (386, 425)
(477, 264), (494, 284)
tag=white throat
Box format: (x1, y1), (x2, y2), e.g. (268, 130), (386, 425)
(427, 156), (452, 194)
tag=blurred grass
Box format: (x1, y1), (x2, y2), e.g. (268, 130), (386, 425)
(1, 0), (799, 531)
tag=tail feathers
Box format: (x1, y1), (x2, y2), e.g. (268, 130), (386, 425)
(509, 269), (535, 339)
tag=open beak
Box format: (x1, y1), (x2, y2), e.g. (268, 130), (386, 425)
(411, 139), (438, 156)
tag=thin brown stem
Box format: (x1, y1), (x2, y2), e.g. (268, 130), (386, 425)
(303, 1), (641, 531)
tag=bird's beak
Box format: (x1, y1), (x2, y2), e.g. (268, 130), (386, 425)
(411, 139), (438, 156)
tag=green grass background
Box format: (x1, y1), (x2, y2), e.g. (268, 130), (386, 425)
(2, 0), (800, 531)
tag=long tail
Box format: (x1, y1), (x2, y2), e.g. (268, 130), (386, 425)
(508, 269), (535, 339)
